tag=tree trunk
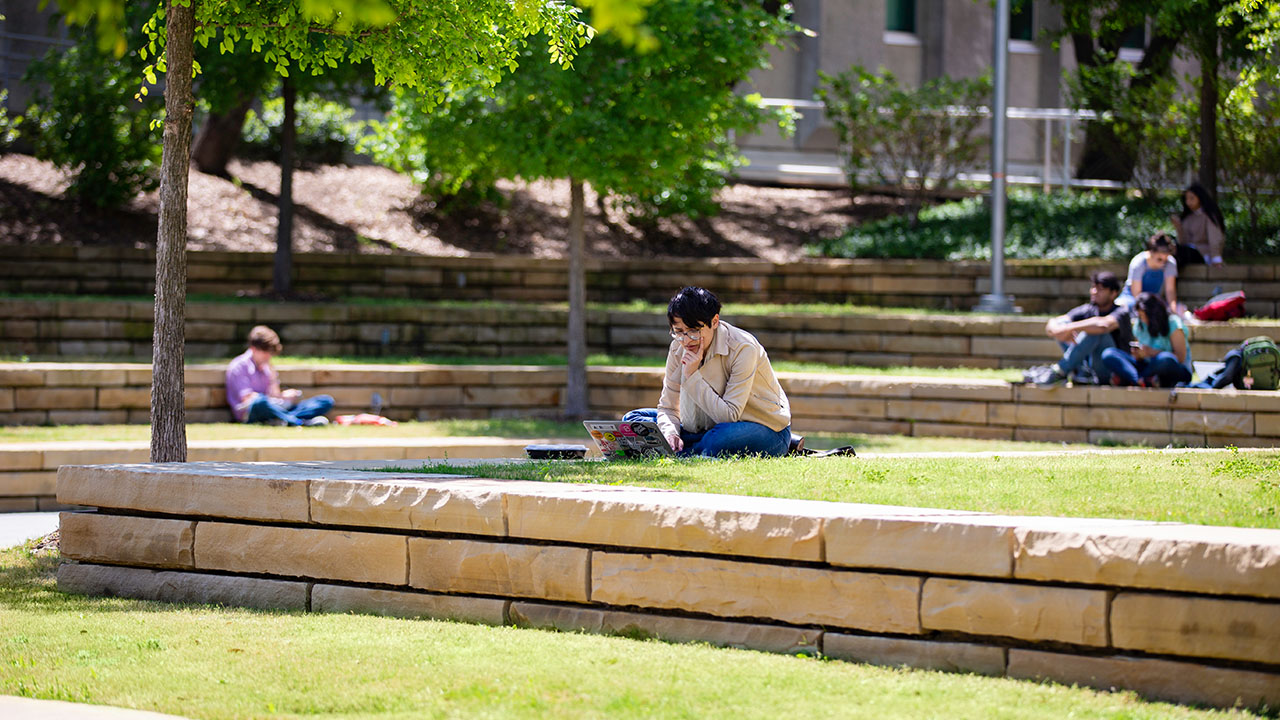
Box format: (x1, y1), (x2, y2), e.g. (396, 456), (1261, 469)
(565, 178), (588, 419)
(273, 75), (296, 297)
(150, 0), (195, 463)
(191, 95), (254, 176)
(1198, 39), (1219, 195)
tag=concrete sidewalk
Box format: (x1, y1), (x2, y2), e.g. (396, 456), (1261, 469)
(0, 696), (190, 720)
(0, 512), (59, 548)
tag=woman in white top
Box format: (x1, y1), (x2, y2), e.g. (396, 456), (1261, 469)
(1118, 233), (1179, 312)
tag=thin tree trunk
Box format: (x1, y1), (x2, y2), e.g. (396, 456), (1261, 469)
(191, 95), (255, 176)
(565, 178), (588, 419)
(151, 0), (195, 463)
(1198, 39), (1219, 195)
(274, 75), (296, 297)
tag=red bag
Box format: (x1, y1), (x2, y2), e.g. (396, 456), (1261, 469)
(1193, 290), (1246, 322)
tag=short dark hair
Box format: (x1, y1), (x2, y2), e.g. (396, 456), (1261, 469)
(1090, 270), (1121, 293)
(1146, 232), (1175, 254)
(667, 286), (721, 329)
(247, 325), (283, 353)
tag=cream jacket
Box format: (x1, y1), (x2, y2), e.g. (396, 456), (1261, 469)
(655, 320), (791, 436)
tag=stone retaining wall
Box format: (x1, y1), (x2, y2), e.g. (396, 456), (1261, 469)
(4, 362), (1279, 509)
(56, 460), (1280, 710)
(3, 298), (1276, 371)
(4, 246), (1278, 315)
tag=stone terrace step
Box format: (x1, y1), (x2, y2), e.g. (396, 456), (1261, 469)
(55, 459), (1280, 710)
(4, 297), (1278, 371)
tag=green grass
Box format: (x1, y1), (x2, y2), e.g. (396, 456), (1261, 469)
(811, 188), (1280, 261)
(0, 420), (1114, 454)
(396, 448), (1280, 529)
(0, 545), (1260, 719)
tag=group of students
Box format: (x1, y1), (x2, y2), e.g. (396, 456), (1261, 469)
(221, 183), (1253, 456)
(1024, 182), (1275, 390)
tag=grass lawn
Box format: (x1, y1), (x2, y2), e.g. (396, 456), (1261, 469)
(395, 448), (1280, 529)
(0, 545), (1261, 720)
(0, 418), (1125, 455)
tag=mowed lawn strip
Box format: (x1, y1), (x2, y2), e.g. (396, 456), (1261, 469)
(0, 546), (1257, 720)
(0, 419), (1106, 454)
(398, 449), (1280, 529)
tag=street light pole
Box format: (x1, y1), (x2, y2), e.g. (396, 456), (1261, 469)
(974, 0), (1019, 314)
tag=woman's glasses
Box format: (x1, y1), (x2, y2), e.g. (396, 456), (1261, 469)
(670, 327), (702, 341)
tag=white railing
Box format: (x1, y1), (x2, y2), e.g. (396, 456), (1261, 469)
(757, 98), (1110, 190)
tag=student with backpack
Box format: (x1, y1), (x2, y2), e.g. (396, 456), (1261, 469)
(1192, 336), (1280, 390)
(1100, 292), (1193, 388)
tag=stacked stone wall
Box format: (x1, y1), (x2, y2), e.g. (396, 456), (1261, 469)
(3, 246), (1278, 316)
(55, 461), (1280, 710)
(4, 362), (1279, 509)
(3, 298), (1276, 371)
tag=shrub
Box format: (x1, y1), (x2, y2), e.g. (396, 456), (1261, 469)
(817, 66), (991, 226)
(240, 92), (366, 165)
(809, 189), (1280, 261)
(21, 35), (162, 208)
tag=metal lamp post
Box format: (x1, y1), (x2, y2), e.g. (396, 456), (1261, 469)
(974, 0), (1019, 314)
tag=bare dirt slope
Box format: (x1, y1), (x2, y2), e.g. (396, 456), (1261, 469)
(0, 154), (903, 262)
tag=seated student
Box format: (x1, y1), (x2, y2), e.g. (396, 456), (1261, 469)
(225, 325), (333, 426)
(1024, 271), (1133, 386)
(1118, 233), (1180, 312)
(1170, 182), (1226, 267)
(623, 286), (792, 457)
(1101, 292), (1193, 388)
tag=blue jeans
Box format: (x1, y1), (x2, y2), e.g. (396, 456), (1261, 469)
(1101, 348), (1191, 387)
(243, 394), (334, 426)
(1056, 331), (1116, 377)
(622, 409), (791, 458)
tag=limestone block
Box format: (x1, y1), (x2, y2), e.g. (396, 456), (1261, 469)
(1007, 649), (1280, 710)
(787, 396), (886, 419)
(510, 601), (820, 655)
(388, 386), (465, 407)
(15, 387), (95, 411)
(591, 551), (921, 633)
(409, 537), (589, 602)
(310, 477), (506, 535)
(908, 381), (1012, 402)
(196, 522), (407, 585)
(97, 387), (151, 410)
(970, 336), (1059, 358)
(881, 334), (970, 356)
(920, 578), (1108, 646)
(45, 447), (148, 470)
(1086, 385), (1199, 409)
(0, 367), (47, 386)
(462, 385), (561, 408)
(826, 514), (1013, 578)
(1015, 523), (1280, 598)
(1014, 384), (1091, 406)
(1197, 392), (1280, 413)
(1171, 410), (1253, 436)
(1257, 413), (1280, 437)
(312, 584), (507, 625)
(48, 411), (129, 426)
(987, 403), (1063, 428)
(1014, 427), (1089, 444)
(60, 512), (193, 568)
(0, 388), (13, 412)
(507, 487), (845, 561)
(912, 422), (1012, 441)
(887, 399), (988, 425)
(58, 563), (308, 611)
(823, 633), (1006, 676)
(0, 471), (56, 496)
(0, 450), (44, 472)
(57, 463), (310, 521)
(1110, 593), (1280, 665)
(1063, 406), (1169, 432)
(0, 497), (38, 511)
